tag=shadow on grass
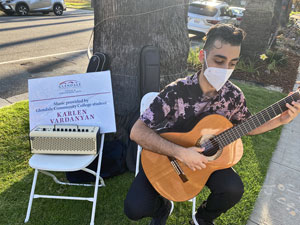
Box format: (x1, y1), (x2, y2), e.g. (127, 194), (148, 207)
(0, 170), (153, 225)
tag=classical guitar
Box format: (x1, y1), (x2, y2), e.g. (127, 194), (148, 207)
(141, 90), (300, 202)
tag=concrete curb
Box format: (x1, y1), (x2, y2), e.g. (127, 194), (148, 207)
(0, 93), (28, 108)
(0, 98), (10, 108)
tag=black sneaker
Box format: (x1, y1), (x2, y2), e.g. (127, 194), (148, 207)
(149, 199), (172, 225)
(189, 201), (215, 225)
(189, 217), (215, 225)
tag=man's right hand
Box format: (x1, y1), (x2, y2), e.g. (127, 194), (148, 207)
(131, 120), (209, 172)
(178, 147), (209, 171)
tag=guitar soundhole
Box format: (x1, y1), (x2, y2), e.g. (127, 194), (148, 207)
(202, 139), (219, 156)
(196, 135), (221, 161)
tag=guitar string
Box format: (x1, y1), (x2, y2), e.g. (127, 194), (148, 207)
(199, 80), (299, 156)
(175, 90), (299, 159)
(200, 93), (299, 156)
(220, 94), (298, 148)
(215, 93), (297, 146)
(212, 109), (277, 149)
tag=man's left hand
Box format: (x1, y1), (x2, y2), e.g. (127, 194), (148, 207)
(280, 97), (300, 124)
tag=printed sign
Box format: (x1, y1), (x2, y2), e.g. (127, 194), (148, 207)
(28, 71), (116, 133)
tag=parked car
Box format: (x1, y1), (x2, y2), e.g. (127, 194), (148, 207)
(0, 0), (66, 16)
(188, 1), (236, 35)
(229, 6), (245, 26)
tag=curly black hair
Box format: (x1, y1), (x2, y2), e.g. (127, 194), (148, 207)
(203, 24), (246, 53)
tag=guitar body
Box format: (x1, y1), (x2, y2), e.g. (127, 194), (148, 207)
(141, 114), (243, 202)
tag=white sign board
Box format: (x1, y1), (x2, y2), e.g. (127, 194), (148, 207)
(28, 71), (116, 133)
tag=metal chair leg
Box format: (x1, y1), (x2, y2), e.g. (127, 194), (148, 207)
(192, 197), (199, 225)
(135, 145), (142, 176)
(90, 133), (105, 225)
(24, 169), (39, 223)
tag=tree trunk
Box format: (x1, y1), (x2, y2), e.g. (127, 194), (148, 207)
(240, 0), (278, 59)
(272, 0), (283, 32)
(280, 0), (293, 26)
(93, 0), (189, 167)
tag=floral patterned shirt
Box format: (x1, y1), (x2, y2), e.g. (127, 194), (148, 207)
(140, 73), (251, 132)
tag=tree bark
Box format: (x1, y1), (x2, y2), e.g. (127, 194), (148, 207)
(240, 0), (278, 59)
(93, 0), (189, 157)
(272, 0), (283, 32)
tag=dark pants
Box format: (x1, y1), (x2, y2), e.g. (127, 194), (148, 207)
(124, 167), (244, 222)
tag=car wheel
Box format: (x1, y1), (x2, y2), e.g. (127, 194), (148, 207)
(53, 4), (63, 16)
(16, 3), (29, 16)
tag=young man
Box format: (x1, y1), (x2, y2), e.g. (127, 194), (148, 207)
(124, 24), (300, 225)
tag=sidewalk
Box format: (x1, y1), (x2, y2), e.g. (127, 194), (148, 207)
(0, 93), (28, 108)
(247, 65), (300, 225)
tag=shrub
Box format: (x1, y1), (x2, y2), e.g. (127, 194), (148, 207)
(187, 47), (202, 71)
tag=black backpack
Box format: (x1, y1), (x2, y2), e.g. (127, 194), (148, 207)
(66, 52), (127, 182)
(66, 140), (126, 182)
(86, 52), (110, 73)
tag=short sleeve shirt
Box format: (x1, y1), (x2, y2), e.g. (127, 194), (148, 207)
(140, 73), (251, 132)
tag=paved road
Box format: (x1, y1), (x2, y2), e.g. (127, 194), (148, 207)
(0, 8), (94, 99)
(0, 8), (203, 106)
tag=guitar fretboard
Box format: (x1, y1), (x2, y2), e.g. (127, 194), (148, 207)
(214, 91), (300, 148)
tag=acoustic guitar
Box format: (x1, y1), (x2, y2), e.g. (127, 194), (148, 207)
(141, 90), (300, 202)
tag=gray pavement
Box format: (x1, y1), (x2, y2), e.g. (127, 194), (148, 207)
(0, 50), (89, 107)
(0, 7), (93, 103)
(246, 65), (300, 225)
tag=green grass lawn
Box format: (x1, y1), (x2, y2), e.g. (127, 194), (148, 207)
(65, 0), (92, 10)
(0, 82), (286, 225)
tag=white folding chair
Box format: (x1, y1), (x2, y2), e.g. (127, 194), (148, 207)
(24, 133), (105, 225)
(135, 92), (198, 224)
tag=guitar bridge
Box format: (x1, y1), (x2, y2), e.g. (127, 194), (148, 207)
(168, 156), (188, 183)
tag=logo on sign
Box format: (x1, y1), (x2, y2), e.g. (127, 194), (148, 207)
(59, 80), (81, 89)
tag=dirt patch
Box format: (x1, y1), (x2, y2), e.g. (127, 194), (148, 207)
(188, 50), (299, 93)
(232, 51), (299, 93)
(232, 17), (300, 94)
(188, 17), (300, 94)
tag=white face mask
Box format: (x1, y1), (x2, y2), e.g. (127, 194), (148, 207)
(203, 51), (234, 92)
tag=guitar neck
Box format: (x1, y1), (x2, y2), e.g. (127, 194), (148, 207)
(215, 91), (300, 148)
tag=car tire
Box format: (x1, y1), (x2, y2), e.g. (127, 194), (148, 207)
(16, 3), (29, 16)
(53, 4), (63, 16)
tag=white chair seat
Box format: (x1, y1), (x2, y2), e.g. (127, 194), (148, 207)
(25, 133), (105, 225)
(29, 154), (97, 171)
